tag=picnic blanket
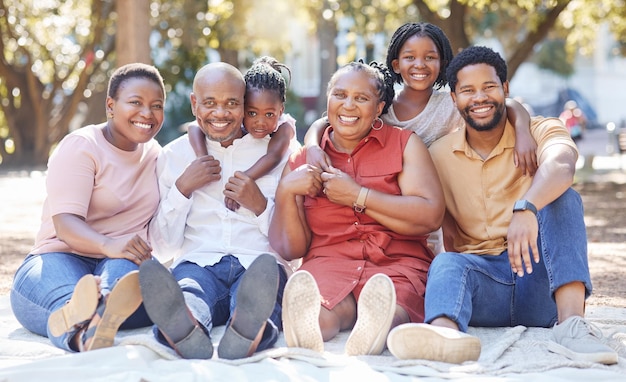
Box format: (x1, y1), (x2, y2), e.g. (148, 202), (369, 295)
(1, 296), (625, 382)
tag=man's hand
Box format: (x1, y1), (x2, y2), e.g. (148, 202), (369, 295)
(102, 235), (152, 266)
(506, 211), (540, 277)
(224, 171), (267, 216)
(175, 155), (221, 198)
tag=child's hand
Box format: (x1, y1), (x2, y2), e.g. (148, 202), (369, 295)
(514, 140), (538, 176)
(306, 145), (332, 172)
(224, 196), (240, 211)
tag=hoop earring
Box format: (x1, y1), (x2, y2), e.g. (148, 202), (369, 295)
(371, 117), (383, 131)
(321, 111), (328, 122)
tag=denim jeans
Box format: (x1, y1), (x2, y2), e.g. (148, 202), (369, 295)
(153, 255), (287, 352)
(10, 252), (151, 351)
(425, 188), (592, 332)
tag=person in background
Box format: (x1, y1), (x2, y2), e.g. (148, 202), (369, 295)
(10, 63), (165, 352)
(304, 22), (537, 255)
(386, 46), (618, 366)
(270, 60), (444, 356)
(559, 100), (586, 141)
(187, 56), (299, 211)
(140, 62), (293, 360)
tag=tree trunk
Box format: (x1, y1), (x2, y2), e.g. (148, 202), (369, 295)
(116, 0), (151, 65)
(316, 7), (338, 116)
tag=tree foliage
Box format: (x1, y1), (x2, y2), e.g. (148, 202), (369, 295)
(0, 0), (625, 166)
(0, 0), (116, 166)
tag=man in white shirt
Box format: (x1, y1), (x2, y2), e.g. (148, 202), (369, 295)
(139, 62), (292, 360)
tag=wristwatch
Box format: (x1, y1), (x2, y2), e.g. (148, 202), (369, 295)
(353, 187), (369, 213)
(513, 200), (537, 215)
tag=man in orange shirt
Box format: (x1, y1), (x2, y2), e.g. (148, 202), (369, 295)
(386, 46), (617, 366)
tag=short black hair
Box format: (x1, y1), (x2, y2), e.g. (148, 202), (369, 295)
(327, 60), (395, 116)
(446, 46), (508, 93)
(244, 56), (291, 103)
(385, 22), (454, 89)
(107, 63), (165, 100)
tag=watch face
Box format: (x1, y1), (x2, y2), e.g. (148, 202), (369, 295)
(514, 200), (527, 210)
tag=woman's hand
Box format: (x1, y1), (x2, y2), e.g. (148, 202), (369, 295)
(103, 235), (153, 266)
(321, 167), (359, 207)
(280, 164), (324, 198)
(305, 145), (332, 172)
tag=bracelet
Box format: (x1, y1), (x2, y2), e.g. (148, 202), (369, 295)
(353, 187), (369, 213)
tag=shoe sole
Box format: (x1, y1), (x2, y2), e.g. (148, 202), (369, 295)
(217, 254), (279, 360)
(282, 270), (324, 352)
(139, 260), (213, 359)
(87, 271), (143, 350)
(387, 323), (481, 364)
(546, 341), (618, 365)
(345, 273), (396, 356)
(48, 274), (99, 337)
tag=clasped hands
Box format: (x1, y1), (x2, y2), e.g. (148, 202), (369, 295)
(285, 163), (360, 208)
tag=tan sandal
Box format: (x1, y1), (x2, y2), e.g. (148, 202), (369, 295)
(79, 271), (143, 351)
(48, 274), (99, 338)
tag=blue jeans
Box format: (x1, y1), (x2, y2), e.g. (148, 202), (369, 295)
(10, 253), (151, 351)
(153, 255), (287, 352)
(425, 188), (592, 332)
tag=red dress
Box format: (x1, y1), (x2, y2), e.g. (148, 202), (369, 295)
(289, 123), (433, 322)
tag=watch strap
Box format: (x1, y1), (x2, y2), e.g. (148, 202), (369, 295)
(353, 187), (369, 213)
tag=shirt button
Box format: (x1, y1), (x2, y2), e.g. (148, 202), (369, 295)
(357, 266), (362, 271)
(352, 280), (357, 284)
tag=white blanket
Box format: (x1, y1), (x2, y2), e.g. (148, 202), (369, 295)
(1, 296), (625, 381)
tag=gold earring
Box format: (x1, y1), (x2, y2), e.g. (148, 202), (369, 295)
(107, 112), (113, 119)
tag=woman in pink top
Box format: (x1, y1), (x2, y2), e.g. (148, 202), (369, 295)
(10, 63), (165, 352)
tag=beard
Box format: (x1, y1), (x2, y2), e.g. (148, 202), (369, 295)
(461, 102), (505, 132)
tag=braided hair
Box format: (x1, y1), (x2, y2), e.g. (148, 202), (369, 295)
(244, 56), (291, 103)
(327, 60), (395, 116)
(386, 22), (454, 89)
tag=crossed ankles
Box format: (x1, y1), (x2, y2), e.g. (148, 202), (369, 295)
(139, 254), (280, 360)
(48, 271), (143, 352)
(282, 272), (396, 356)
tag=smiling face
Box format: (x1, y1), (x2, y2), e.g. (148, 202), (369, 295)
(451, 63), (508, 132)
(190, 64), (246, 147)
(243, 88), (284, 139)
(327, 68), (384, 148)
(391, 35), (441, 93)
(106, 77), (165, 151)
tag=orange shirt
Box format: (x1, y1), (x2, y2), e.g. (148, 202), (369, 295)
(289, 124), (432, 321)
(429, 117), (577, 255)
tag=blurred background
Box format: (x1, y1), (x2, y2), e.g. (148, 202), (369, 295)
(0, 0), (625, 168)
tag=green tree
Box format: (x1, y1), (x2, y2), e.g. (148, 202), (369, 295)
(0, 0), (116, 167)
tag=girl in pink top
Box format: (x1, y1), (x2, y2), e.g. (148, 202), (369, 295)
(10, 63), (166, 353)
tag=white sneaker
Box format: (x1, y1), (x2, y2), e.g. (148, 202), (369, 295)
(548, 315), (618, 365)
(281, 270), (324, 353)
(344, 273), (396, 356)
(387, 323), (481, 364)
